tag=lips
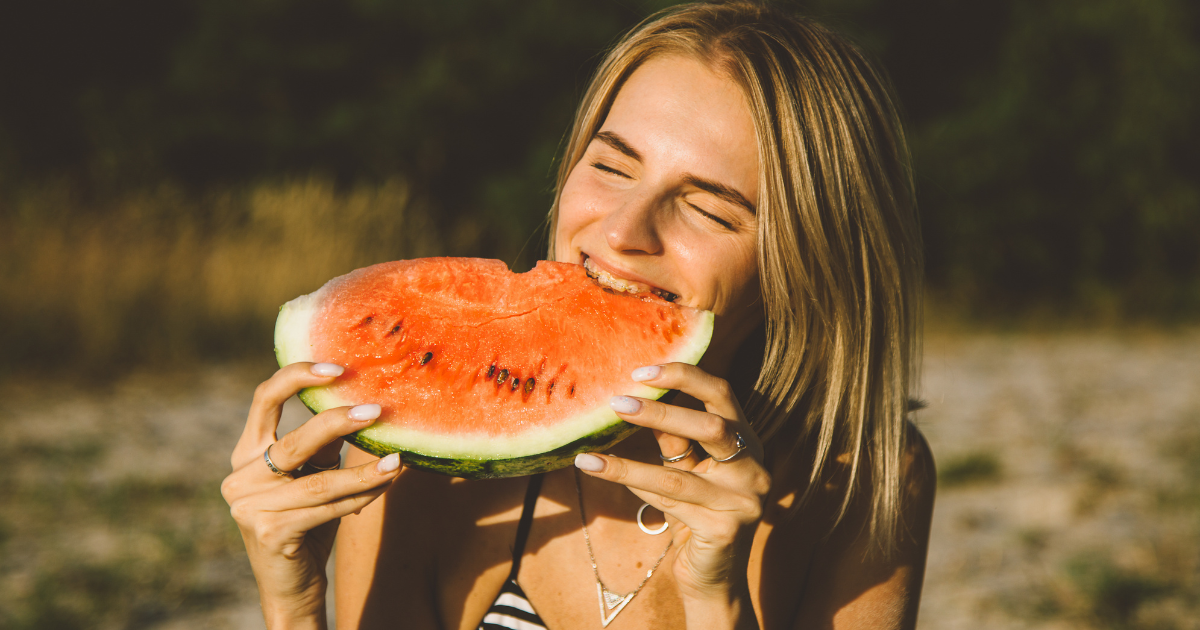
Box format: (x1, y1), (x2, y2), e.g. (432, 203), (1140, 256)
(582, 256), (679, 302)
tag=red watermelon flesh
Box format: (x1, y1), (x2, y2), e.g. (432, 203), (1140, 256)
(274, 258), (713, 478)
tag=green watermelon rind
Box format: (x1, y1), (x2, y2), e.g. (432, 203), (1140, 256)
(273, 274), (714, 479)
(307, 394), (645, 478)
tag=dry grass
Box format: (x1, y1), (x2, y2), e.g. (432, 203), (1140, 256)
(0, 177), (440, 374)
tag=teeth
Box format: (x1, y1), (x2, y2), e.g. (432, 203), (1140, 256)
(584, 257), (648, 293)
(583, 257), (678, 302)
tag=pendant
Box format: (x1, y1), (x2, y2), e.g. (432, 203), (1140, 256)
(597, 582), (634, 627)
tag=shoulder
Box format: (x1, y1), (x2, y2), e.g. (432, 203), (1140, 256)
(901, 421), (936, 508)
(764, 418), (934, 513)
(758, 422), (935, 628)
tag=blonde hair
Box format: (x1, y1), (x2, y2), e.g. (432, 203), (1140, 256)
(547, 2), (923, 555)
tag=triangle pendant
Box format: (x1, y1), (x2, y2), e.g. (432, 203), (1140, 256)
(597, 582), (634, 627)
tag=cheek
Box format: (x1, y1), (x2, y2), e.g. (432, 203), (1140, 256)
(719, 241), (761, 313)
(555, 171), (609, 255)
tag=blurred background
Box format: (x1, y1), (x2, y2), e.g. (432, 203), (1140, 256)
(0, 0), (1196, 628)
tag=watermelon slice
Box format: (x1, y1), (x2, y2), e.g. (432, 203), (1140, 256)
(274, 258), (713, 478)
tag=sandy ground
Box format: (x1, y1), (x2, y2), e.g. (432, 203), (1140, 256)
(916, 330), (1200, 629)
(1, 330), (1197, 629)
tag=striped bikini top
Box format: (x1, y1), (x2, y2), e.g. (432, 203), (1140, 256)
(478, 473), (549, 630)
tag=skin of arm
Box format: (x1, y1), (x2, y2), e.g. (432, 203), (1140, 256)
(756, 424), (936, 630)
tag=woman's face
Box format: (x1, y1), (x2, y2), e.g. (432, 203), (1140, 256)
(555, 54), (762, 360)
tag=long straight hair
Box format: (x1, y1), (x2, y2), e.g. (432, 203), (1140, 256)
(547, 2), (923, 555)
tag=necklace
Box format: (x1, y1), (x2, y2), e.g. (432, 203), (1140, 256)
(575, 469), (673, 627)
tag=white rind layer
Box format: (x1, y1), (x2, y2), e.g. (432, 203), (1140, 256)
(274, 290), (353, 412)
(274, 289), (714, 461)
(354, 381), (671, 460)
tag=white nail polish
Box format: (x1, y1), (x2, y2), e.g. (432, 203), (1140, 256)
(631, 365), (661, 382)
(575, 453), (605, 472)
(376, 453), (401, 473)
(348, 404), (381, 421)
(610, 396), (642, 414)
(312, 363), (345, 377)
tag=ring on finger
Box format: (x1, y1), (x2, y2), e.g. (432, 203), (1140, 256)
(263, 444), (294, 477)
(660, 443), (694, 464)
(711, 431), (748, 463)
(301, 456), (341, 476)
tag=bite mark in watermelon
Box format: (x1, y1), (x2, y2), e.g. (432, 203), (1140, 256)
(274, 258), (713, 478)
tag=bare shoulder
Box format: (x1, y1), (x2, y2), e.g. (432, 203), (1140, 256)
(756, 421), (936, 629)
(903, 421), (937, 504)
(899, 421), (937, 549)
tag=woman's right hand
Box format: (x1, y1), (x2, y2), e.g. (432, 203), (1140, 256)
(221, 362), (403, 628)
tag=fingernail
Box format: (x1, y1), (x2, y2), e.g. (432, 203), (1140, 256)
(312, 363), (345, 377)
(376, 453), (401, 473)
(575, 453), (606, 472)
(631, 365), (661, 382)
(348, 404), (381, 421)
(610, 396), (642, 415)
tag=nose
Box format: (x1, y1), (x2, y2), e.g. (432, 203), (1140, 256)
(602, 191), (664, 255)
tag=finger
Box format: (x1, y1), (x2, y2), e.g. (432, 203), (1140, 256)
(653, 430), (702, 472)
(630, 363), (742, 421)
(625, 485), (702, 530)
(306, 439), (344, 472)
(235, 362), (346, 467)
(610, 395), (752, 465)
(575, 453), (721, 508)
(284, 482), (393, 534)
(612, 393), (702, 470)
(619, 467), (770, 541)
(266, 403), (381, 474)
(625, 486), (752, 549)
(258, 453), (402, 511)
(242, 477), (395, 543)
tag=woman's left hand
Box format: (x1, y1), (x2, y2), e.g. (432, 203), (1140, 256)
(574, 362), (771, 605)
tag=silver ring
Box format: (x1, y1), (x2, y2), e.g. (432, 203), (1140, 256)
(263, 444), (293, 477)
(660, 443), (694, 463)
(637, 503), (669, 535)
(711, 432), (747, 463)
(301, 456), (341, 475)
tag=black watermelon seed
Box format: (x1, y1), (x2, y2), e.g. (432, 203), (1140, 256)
(486, 365), (496, 379)
(511, 377), (520, 391)
(569, 383), (576, 397)
(358, 315), (374, 327)
(387, 323), (402, 336)
(524, 378), (535, 393)
(420, 352), (433, 365)
(497, 369), (509, 384)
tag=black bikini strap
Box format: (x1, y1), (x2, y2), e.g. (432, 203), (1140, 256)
(509, 473), (544, 579)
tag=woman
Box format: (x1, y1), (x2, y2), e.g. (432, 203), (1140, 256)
(222, 3), (935, 628)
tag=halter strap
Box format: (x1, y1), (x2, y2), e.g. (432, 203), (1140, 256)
(508, 473), (544, 579)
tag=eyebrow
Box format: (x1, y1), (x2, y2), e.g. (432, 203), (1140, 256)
(683, 175), (757, 215)
(595, 131), (642, 161)
(593, 130), (757, 215)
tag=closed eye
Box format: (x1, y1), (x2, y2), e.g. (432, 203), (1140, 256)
(591, 161), (632, 179)
(688, 202), (735, 230)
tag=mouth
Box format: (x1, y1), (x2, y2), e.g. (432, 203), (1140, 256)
(582, 256), (679, 303)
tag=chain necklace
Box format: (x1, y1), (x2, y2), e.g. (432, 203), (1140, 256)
(575, 469), (673, 627)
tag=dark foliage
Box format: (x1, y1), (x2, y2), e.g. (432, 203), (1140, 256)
(0, 0), (1196, 315)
